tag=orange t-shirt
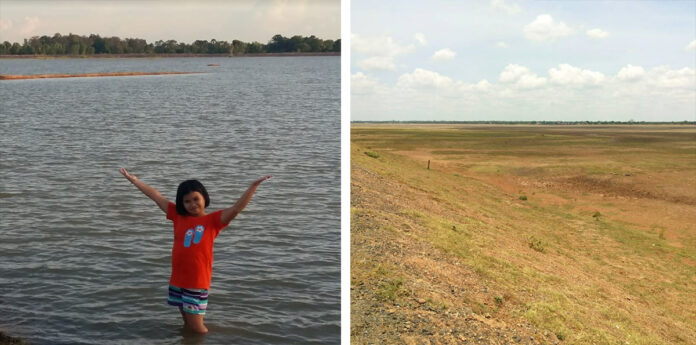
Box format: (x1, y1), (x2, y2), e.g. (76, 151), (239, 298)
(166, 202), (230, 289)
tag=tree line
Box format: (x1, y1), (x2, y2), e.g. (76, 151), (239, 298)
(0, 33), (340, 55)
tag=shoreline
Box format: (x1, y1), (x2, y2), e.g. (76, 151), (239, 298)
(0, 52), (339, 59)
(0, 71), (201, 80)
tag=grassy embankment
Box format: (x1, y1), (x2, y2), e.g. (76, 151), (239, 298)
(351, 124), (696, 345)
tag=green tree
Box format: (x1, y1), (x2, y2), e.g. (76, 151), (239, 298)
(0, 41), (11, 54)
(321, 39), (334, 52)
(247, 41), (265, 53)
(232, 40), (247, 55)
(190, 39), (208, 53)
(1, 32), (337, 55)
(289, 35), (304, 52)
(10, 42), (21, 54)
(306, 35), (321, 52)
(105, 36), (124, 54)
(267, 34), (288, 52)
(91, 34), (106, 54)
(126, 38), (148, 54)
(20, 39), (35, 54)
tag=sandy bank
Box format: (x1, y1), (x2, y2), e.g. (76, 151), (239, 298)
(0, 72), (201, 80)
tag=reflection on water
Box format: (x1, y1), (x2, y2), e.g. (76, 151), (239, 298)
(0, 56), (340, 345)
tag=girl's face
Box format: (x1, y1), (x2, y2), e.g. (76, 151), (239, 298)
(183, 191), (206, 217)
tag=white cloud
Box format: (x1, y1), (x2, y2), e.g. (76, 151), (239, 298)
(586, 28), (609, 39)
(251, 1), (339, 41)
(496, 41), (509, 48)
(651, 66), (695, 89)
(516, 75), (547, 89)
(351, 33), (415, 57)
(686, 40), (696, 50)
(397, 68), (455, 89)
(491, 0), (521, 15)
(524, 14), (574, 42)
(473, 79), (493, 92)
(499, 64), (547, 89)
(352, 34), (418, 73)
(357, 56), (397, 71)
(431, 48), (456, 61)
(617, 64), (645, 82)
(414, 32), (427, 46)
(352, 65), (695, 121)
(549, 64), (605, 86)
(499, 64), (528, 83)
(352, 72), (384, 94)
(20, 16), (40, 37)
(0, 19), (13, 33)
(0, 16), (39, 42)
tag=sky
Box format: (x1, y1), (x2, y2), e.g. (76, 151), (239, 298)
(0, 0), (340, 44)
(351, 0), (696, 122)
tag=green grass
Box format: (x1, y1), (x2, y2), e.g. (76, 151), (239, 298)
(528, 237), (545, 253)
(364, 150), (380, 158)
(376, 277), (404, 302)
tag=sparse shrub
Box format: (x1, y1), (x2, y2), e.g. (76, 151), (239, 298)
(494, 296), (503, 305)
(528, 237), (545, 253)
(659, 228), (666, 240)
(519, 195), (528, 201)
(472, 302), (487, 314)
(377, 278), (403, 301)
(592, 211), (601, 219)
(555, 331), (566, 341)
(375, 265), (389, 276)
(364, 151), (379, 159)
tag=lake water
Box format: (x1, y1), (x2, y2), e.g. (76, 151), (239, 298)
(0, 57), (340, 344)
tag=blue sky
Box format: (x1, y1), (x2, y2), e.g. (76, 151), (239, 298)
(0, 0), (340, 43)
(351, 0), (696, 121)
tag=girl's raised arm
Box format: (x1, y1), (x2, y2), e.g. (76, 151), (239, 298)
(220, 176), (272, 225)
(120, 168), (170, 214)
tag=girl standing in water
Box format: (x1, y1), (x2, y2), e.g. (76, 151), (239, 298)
(119, 168), (271, 333)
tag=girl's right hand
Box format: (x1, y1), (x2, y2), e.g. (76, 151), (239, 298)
(120, 168), (138, 182)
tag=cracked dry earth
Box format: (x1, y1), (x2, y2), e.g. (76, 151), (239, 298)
(351, 164), (561, 345)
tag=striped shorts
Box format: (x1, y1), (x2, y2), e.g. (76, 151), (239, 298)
(167, 285), (209, 315)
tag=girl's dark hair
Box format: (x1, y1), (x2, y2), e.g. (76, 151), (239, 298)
(175, 179), (210, 216)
